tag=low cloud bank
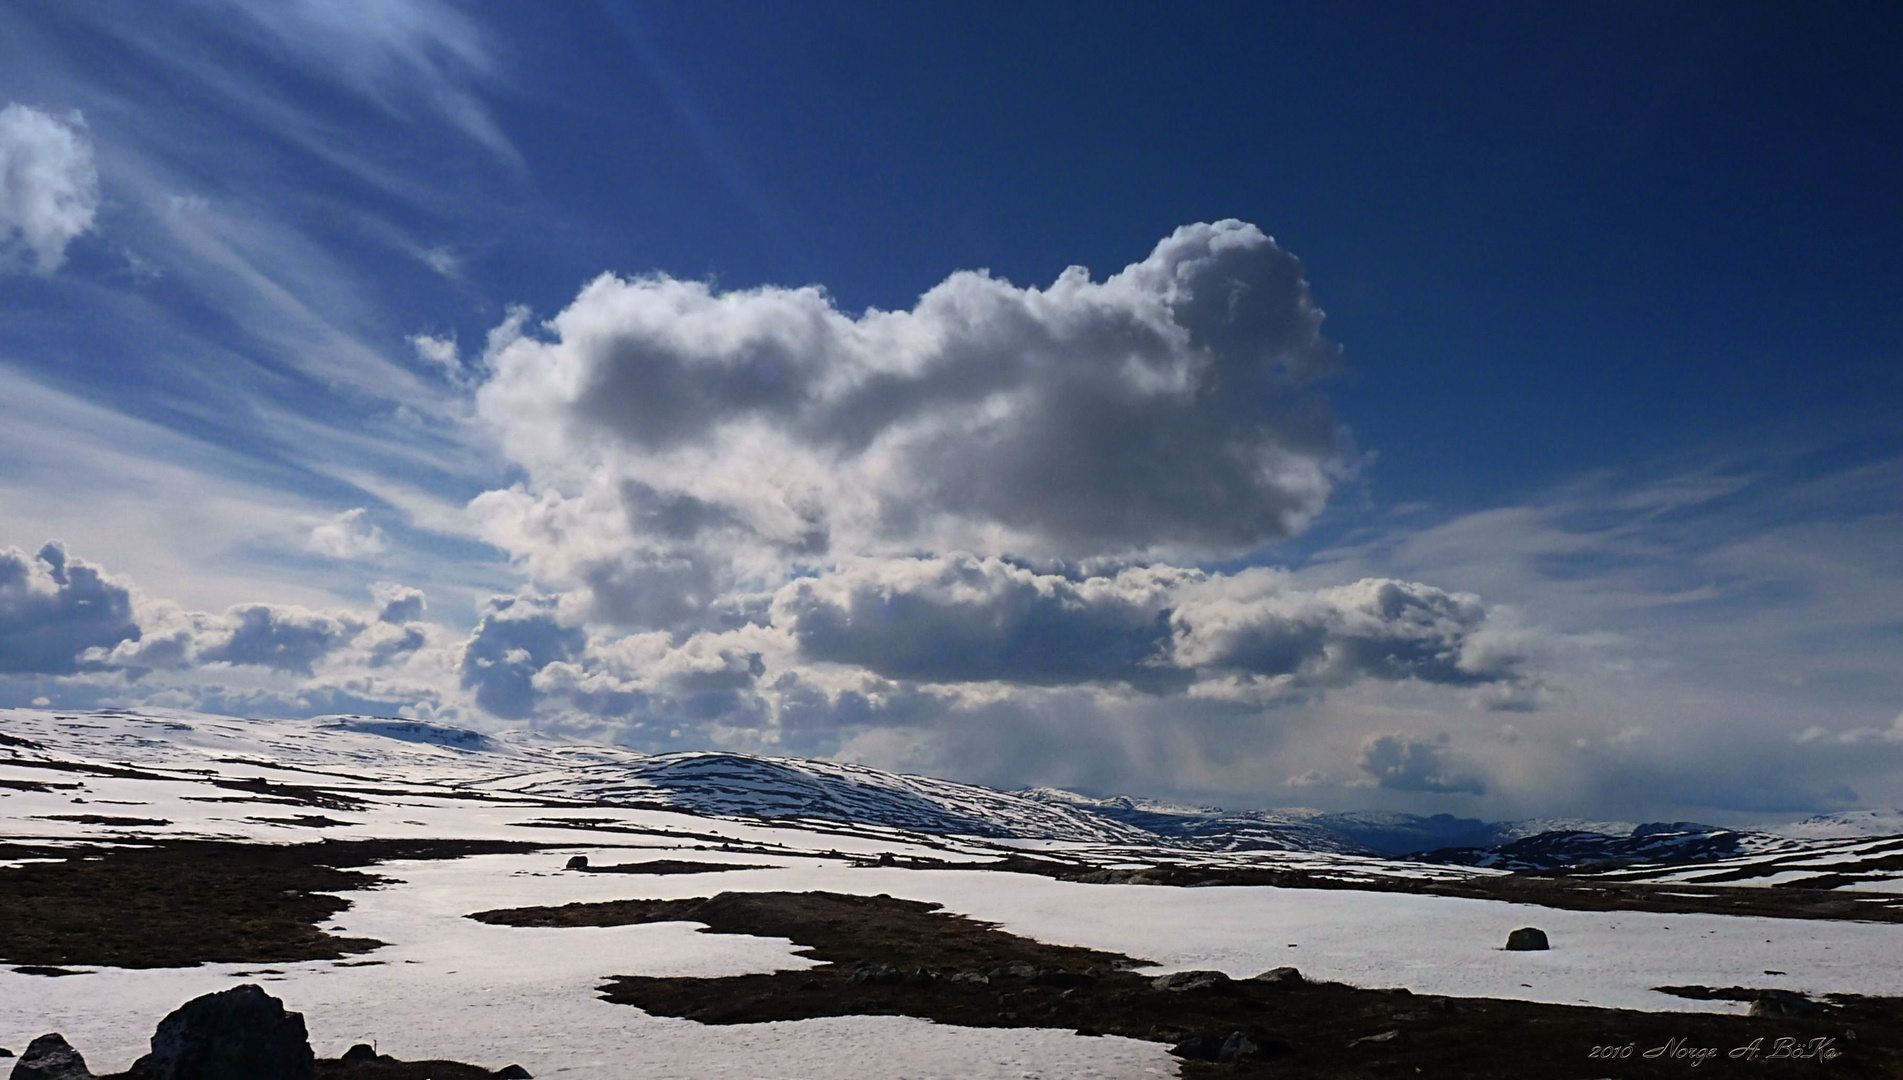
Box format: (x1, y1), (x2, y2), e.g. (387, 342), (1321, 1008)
(772, 556), (1529, 703)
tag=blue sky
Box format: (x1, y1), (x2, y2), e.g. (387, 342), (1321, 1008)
(1, 1), (1899, 822)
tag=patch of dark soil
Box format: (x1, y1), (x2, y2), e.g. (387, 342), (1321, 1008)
(0, 839), (541, 968)
(310, 1055), (525, 1079)
(474, 890), (1138, 976)
(2, 757), (177, 782)
(581, 859), (776, 875)
(209, 776), (368, 812)
(0, 778), (80, 792)
(472, 890), (1903, 1078)
(0, 731), (45, 749)
(513, 818), (792, 851)
(1769, 873), (1871, 891)
(35, 813), (172, 827)
(247, 815), (356, 828)
(12, 965), (86, 976)
(977, 855), (1903, 925)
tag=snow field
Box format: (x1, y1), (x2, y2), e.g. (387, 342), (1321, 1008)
(0, 852), (1175, 1079)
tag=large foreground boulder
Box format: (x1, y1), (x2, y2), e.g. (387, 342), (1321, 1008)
(129, 984), (314, 1080)
(8, 1034), (92, 1080)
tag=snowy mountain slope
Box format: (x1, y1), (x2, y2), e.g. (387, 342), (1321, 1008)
(1019, 792), (1532, 856)
(6, 708), (1902, 887)
(1769, 808), (1903, 840)
(482, 752), (1158, 843)
(0, 709), (1152, 843)
(1580, 833), (1903, 890)
(0, 708), (1480, 884)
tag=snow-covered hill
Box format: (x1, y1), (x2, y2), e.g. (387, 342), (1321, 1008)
(4, 707), (1901, 886)
(1769, 808), (1903, 840)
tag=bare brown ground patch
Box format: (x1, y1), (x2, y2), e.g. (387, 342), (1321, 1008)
(0, 839), (542, 968)
(579, 858), (777, 875)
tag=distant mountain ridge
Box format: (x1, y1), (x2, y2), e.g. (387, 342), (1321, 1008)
(5, 708), (1898, 881)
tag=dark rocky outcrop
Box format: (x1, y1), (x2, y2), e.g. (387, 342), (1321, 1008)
(127, 984), (313, 1080)
(1249, 965), (1303, 985)
(338, 1047), (376, 1065)
(563, 856), (588, 870)
(848, 962), (902, 984)
(1152, 970), (1232, 992)
(1748, 989), (1826, 1018)
(1168, 1033), (1226, 1061)
(1168, 1029), (1288, 1063)
(1504, 927), (1549, 951)
(491, 1067), (532, 1079)
(9, 1034), (93, 1080)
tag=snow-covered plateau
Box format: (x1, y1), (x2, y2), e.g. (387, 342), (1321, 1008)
(4, 707), (1903, 1078)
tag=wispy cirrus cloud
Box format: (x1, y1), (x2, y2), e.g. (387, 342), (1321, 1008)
(193, 0), (520, 170)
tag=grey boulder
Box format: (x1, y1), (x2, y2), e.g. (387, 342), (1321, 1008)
(1250, 966), (1303, 985)
(1151, 970), (1231, 992)
(9, 1034), (92, 1080)
(1505, 927), (1550, 951)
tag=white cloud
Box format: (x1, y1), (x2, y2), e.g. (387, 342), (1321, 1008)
(473, 221), (1354, 628)
(92, 596), (369, 677)
(1796, 714), (1903, 746)
(0, 542), (139, 674)
(457, 594), (584, 719)
(1355, 732), (1486, 796)
(0, 541), (448, 689)
(0, 103), (99, 273)
(371, 580), (426, 624)
(194, 0), (518, 167)
(418, 245), (459, 277)
(409, 333), (464, 381)
(770, 555), (1534, 701)
(306, 507), (389, 560)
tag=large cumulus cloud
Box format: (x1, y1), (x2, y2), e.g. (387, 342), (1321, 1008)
(473, 221), (1353, 628)
(439, 223), (1570, 803)
(0, 542), (140, 673)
